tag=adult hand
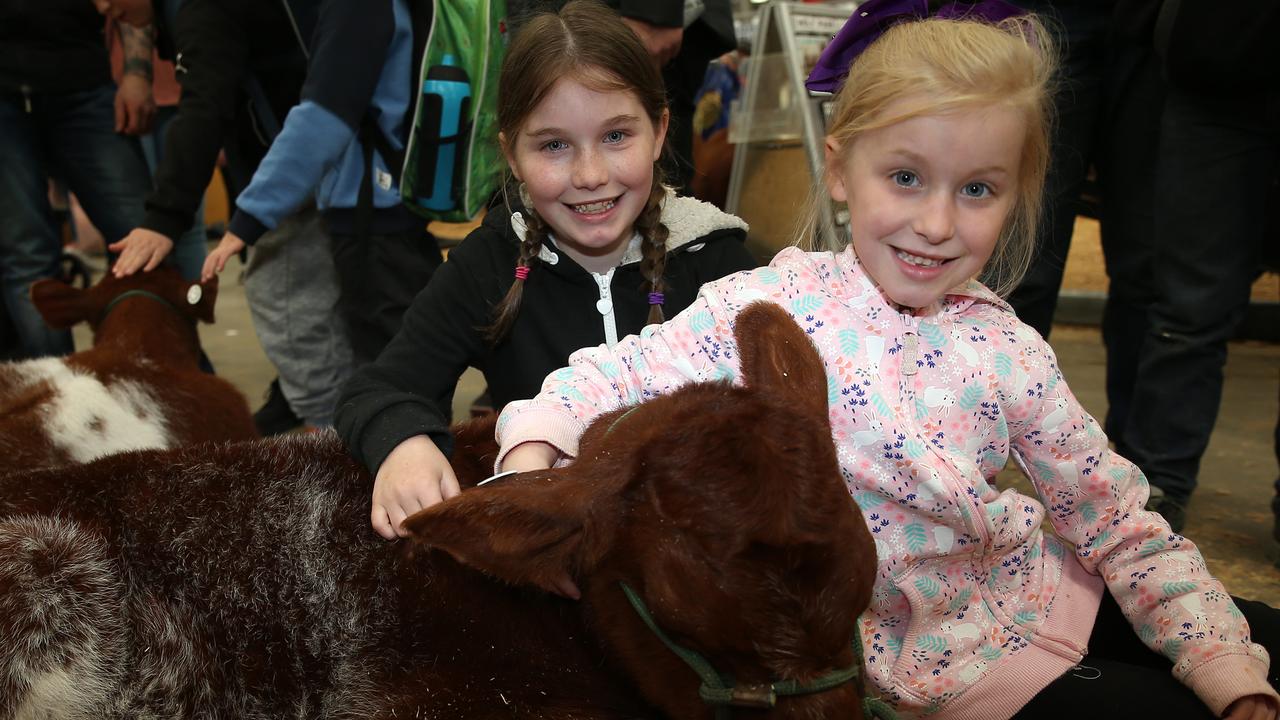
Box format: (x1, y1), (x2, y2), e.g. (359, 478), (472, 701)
(621, 17), (683, 67)
(114, 73), (155, 135)
(1224, 695), (1279, 720)
(201, 232), (246, 282)
(500, 441), (560, 473)
(110, 228), (174, 277)
(371, 435), (460, 540)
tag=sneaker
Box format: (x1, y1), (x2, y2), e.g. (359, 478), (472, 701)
(1145, 485), (1188, 534)
(254, 378), (303, 436)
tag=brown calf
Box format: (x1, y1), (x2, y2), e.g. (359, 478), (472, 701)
(0, 267), (256, 468)
(0, 303), (877, 719)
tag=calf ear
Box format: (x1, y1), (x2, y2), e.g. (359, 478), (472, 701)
(404, 471), (615, 595)
(734, 301), (828, 419)
(30, 279), (92, 329)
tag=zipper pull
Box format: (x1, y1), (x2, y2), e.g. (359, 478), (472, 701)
(901, 333), (919, 376)
(20, 85), (32, 113)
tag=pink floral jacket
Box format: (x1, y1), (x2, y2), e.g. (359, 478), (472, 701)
(496, 246), (1275, 718)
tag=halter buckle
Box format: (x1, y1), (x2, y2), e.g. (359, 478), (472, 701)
(728, 684), (777, 708)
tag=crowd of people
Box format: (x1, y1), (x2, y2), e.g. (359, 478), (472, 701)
(0, 0), (1277, 717)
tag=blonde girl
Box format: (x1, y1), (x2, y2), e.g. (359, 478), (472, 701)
(494, 1), (1280, 717)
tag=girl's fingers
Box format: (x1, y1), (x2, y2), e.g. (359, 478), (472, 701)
(371, 504), (396, 541)
(387, 505), (411, 538)
(440, 468), (462, 501)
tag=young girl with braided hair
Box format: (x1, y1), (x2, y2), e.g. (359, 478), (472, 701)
(495, 1), (1280, 717)
(335, 0), (755, 541)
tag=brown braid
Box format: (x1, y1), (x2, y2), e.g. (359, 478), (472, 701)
(635, 168), (669, 325)
(484, 188), (550, 344)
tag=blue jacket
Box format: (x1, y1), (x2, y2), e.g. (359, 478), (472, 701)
(228, 0), (418, 243)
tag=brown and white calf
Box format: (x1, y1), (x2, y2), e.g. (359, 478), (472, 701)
(0, 303), (878, 719)
(0, 267), (256, 468)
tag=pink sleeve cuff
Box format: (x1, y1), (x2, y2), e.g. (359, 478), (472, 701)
(494, 408), (589, 473)
(1182, 652), (1278, 716)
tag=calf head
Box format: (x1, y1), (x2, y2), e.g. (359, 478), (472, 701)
(31, 266), (218, 340)
(408, 302), (877, 719)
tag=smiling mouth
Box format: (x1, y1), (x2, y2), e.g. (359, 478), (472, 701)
(895, 249), (948, 268)
(568, 196), (619, 214)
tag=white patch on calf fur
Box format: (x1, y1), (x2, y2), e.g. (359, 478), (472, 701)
(18, 359), (173, 462)
(15, 667), (97, 720)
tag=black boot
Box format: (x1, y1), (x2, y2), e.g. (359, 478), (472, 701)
(1145, 485), (1188, 534)
(254, 378), (303, 436)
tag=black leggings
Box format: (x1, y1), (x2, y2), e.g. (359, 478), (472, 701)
(1013, 593), (1279, 718)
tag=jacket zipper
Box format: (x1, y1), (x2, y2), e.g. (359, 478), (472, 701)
(593, 268), (619, 347)
(896, 319), (990, 548)
(20, 84), (32, 113)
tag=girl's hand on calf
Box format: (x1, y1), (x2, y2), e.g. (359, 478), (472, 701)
(371, 435), (460, 540)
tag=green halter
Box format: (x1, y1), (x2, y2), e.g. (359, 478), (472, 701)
(618, 582), (897, 719)
(98, 289), (180, 324)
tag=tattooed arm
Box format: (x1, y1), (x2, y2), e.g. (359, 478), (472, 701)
(115, 20), (156, 135)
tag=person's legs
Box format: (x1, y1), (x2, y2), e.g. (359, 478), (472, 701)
(330, 227), (442, 367)
(1097, 37), (1164, 444)
(45, 84), (149, 247)
(0, 91), (73, 358)
(1120, 89), (1280, 514)
(243, 206), (354, 429)
(1273, 383), (1279, 544)
(1005, 1), (1108, 338)
(1015, 592), (1279, 717)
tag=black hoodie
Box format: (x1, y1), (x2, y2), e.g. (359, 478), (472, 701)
(335, 192), (756, 474)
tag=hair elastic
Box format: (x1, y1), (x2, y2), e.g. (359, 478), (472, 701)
(648, 292), (665, 306)
(514, 266), (531, 281)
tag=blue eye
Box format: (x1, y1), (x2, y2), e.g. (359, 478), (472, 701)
(604, 130), (626, 144)
(542, 139), (568, 153)
(892, 170), (919, 187)
(962, 182), (991, 198)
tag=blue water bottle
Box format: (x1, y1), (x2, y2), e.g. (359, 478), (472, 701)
(418, 54), (472, 212)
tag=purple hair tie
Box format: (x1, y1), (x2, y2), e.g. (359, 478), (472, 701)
(805, 0), (1026, 93)
(648, 292), (665, 306)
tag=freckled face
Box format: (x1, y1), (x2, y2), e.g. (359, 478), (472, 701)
(503, 77), (668, 265)
(825, 102), (1026, 309)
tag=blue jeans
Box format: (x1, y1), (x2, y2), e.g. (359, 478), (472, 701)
(0, 83), (150, 358)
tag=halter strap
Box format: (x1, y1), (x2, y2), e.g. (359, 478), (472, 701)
(98, 289), (181, 325)
(618, 582), (897, 719)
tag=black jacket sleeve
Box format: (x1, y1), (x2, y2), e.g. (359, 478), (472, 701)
(140, 0), (249, 240)
(335, 230), (501, 476)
